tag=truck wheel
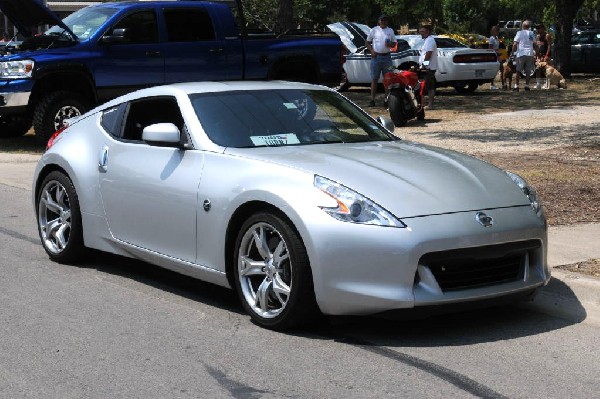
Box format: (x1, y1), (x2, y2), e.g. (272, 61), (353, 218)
(453, 82), (478, 93)
(388, 91), (407, 127)
(0, 115), (32, 138)
(33, 91), (89, 145)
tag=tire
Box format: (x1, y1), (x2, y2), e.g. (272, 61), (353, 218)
(0, 114), (32, 138)
(36, 171), (85, 264)
(233, 212), (320, 330)
(388, 91), (407, 127)
(33, 91), (89, 145)
(453, 82), (478, 93)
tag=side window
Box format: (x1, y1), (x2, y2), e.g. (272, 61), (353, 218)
(122, 97), (184, 142)
(112, 10), (158, 44)
(164, 9), (216, 42)
(100, 103), (127, 138)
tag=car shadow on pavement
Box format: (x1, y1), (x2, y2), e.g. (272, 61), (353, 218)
(75, 250), (244, 315)
(73, 249), (587, 344)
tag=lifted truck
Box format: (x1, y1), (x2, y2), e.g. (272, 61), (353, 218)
(0, 0), (342, 143)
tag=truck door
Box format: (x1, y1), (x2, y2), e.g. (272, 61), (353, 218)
(95, 9), (165, 100)
(161, 7), (243, 82)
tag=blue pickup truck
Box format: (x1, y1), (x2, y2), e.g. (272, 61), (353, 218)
(0, 0), (342, 143)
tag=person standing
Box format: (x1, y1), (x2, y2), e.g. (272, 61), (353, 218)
(488, 25), (501, 90)
(512, 20), (537, 91)
(535, 23), (552, 89)
(418, 25), (437, 108)
(366, 14), (397, 107)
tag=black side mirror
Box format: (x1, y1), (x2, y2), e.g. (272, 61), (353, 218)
(101, 28), (128, 44)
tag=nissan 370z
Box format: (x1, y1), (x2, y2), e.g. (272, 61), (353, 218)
(33, 81), (550, 329)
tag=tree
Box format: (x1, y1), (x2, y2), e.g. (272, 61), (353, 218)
(553, 0), (585, 77)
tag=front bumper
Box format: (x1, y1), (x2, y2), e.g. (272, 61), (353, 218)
(0, 91), (31, 107)
(0, 79), (34, 114)
(306, 205), (549, 316)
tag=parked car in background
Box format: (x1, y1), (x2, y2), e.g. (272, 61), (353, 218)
(33, 80), (550, 330)
(571, 29), (600, 72)
(397, 35), (499, 93)
(328, 22), (420, 91)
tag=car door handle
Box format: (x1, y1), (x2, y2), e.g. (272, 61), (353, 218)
(209, 48), (224, 53)
(99, 146), (109, 173)
(146, 51), (161, 57)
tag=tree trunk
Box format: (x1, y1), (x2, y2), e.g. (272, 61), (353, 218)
(275, 0), (294, 33)
(554, 0), (584, 77)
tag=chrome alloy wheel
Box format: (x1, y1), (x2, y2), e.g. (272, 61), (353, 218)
(237, 222), (292, 319)
(38, 180), (72, 254)
(53, 105), (82, 131)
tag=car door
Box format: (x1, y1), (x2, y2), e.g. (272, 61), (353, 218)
(161, 6), (243, 82)
(94, 9), (165, 100)
(98, 96), (202, 263)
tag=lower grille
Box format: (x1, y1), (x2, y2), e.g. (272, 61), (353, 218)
(419, 240), (540, 292)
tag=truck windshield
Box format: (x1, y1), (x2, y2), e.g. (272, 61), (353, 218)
(45, 7), (118, 40)
(190, 89), (395, 148)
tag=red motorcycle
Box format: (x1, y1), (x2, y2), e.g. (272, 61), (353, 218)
(383, 66), (426, 127)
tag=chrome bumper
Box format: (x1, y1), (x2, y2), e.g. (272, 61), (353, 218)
(0, 91), (31, 107)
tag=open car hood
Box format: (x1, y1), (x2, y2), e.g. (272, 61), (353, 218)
(327, 22), (370, 53)
(0, 0), (77, 39)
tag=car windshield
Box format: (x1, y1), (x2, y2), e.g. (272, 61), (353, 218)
(45, 7), (118, 40)
(190, 89), (395, 148)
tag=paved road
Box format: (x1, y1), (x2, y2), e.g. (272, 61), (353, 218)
(1, 155), (599, 398)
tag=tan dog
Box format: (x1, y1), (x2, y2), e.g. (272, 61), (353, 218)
(501, 58), (516, 89)
(537, 61), (567, 89)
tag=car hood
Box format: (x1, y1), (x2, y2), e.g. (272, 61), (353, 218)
(225, 141), (531, 219)
(0, 0), (75, 38)
(327, 22), (370, 53)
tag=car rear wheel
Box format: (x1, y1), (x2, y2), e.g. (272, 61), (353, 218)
(233, 212), (320, 330)
(37, 171), (85, 263)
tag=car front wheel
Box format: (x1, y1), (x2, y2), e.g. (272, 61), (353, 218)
(233, 212), (320, 330)
(37, 171), (85, 263)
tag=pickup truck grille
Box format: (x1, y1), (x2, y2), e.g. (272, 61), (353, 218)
(419, 240), (540, 291)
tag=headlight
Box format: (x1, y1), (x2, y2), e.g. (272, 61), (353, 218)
(314, 175), (405, 227)
(0, 60), (35, 79)
(506, 171), (541, 214)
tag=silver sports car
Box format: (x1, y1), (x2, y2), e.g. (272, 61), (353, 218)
(33, 81), (550, 329)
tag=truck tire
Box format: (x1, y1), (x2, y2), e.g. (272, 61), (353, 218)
(0, 115), (32, 138)
(33, 91), (89, 145)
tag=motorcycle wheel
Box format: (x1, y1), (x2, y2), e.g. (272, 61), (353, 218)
(388, 91), (407, 127)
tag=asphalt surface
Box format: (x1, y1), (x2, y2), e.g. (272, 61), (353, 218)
(1, 152), (599, 398)
(1, 152), (598, 326)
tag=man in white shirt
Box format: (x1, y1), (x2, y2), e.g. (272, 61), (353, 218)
(418, 25), (437, 108)
(512, 20), (537, 91)
(366, 14), (397, 107)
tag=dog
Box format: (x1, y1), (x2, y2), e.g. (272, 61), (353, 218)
(536, 61), (567, 89)
(501, 56), (516, 90)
